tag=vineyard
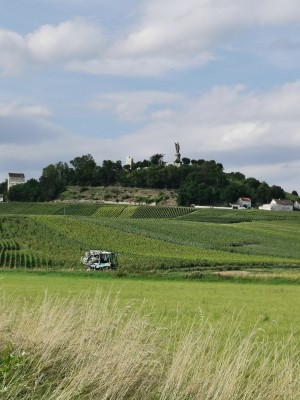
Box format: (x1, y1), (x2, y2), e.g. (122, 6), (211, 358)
(1, 202), (300, 222)
(0, 206), (300, 270)
(178, 208), (300, 223)
(0, 202), (194, 219)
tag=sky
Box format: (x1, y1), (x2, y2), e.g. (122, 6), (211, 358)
(1, 0), (300, 192)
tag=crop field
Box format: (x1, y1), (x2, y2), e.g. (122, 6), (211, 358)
(0, 203), (300, 398)
(0, 202), (195, 219)
(1, 201), (300, 222)
(0, 209), (300, 273)
(0, 271), (299, 399)
(178, 207), (300, 223)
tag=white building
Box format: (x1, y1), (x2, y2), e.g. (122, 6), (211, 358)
(294, 201), (300, 210)
(238, 197), (251, 208)
(125, 156), (134, 168)
(0, 194), (3, 202)
(231, 197), (252, 209)
(7, 173), (25, 191)
(259, 199), (293, 211)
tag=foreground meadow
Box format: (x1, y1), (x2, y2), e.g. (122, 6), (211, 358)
(0, 272), (299, 399)
(1, 271), (300, 333)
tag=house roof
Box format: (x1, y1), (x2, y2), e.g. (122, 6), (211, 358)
(273, 199), (293, 206)
(239, 197), (251, 201)
(8, 173), (25, 178)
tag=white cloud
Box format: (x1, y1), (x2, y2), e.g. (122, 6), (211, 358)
(175, 82), (300, 154)
(150, 109), (176, 121)
(220, 122), (270, 147)
(0, 19), (105, 75)
(227, 160), (300, 192)
(67, 52), (214, 76)
(26, 19), (104, 63)
(0, 101), (52, 117)
(257, 0), (300, 24)
(1, 1), (300, 76)
(89, 91), (183, 122)
(0, 29), (27, 75)
(117, 0), (300, 56)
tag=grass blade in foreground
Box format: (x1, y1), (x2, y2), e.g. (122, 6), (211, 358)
(0, 291), (299, 399)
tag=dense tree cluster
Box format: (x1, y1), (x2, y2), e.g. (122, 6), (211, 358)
(2, 154), (288, 206)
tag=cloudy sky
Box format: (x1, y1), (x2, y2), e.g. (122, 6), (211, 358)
(1, 0), (300, 192)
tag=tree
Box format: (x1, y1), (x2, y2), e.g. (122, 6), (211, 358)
(114, 160), (123, 170)
(150, 154), (165, 166)
(100, 160), (118, 186)
(165, 165), (181, 188)
(178, 182), (215, 206)
(0, 180), (7, 199)
(145, 166), (167, 189)
(246, 177), (261, 189)
(187, 160), (226, 189)
(55, 161), (71, 184)
(70, 154), (97, 186)
(270, 185), (285, 200)
(8, 179), (41, 202)
(256, 182), (271, 204)
(182, 157), (190, 165)
(121, 168), (147, 187)
(40, 164), (67, 201)
(228, 171), (246, 181)
(219, 183), (240, 204)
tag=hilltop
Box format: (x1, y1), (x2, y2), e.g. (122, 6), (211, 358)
(3, 154), (299, 205)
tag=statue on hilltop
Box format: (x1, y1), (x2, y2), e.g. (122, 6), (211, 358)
(174, 141), (181, 165)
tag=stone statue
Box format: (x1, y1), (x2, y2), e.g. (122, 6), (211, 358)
(174, 141), (181, 165)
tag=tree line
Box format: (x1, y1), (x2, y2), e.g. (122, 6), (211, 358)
(1, 153), (291, 206)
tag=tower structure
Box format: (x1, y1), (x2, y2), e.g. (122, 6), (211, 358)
(125, 156), (134, 168)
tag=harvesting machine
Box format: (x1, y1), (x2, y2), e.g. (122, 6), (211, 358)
(81, 250), (118, 271)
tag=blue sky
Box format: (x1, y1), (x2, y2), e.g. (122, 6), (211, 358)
(1, 0), (300, 192)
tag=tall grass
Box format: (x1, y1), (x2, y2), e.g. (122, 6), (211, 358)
(0, 291), (299, 399)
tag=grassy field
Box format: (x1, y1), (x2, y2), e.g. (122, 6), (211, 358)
(1, 270), (299, 333)
(0, 204), (300, 397)
(0, 271), (299, 399)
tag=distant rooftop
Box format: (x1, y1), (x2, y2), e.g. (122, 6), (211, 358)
(8, 173), (25, 178)
(273, 199), (293, 206)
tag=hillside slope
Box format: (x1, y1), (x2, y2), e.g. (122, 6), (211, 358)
(58, 186), (178, 206)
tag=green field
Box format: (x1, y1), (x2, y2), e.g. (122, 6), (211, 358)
(1, 270), (299, 333)
(0, 202), (300, 273)
(0, 271), (299, 399)
(1, 201), (300, 398)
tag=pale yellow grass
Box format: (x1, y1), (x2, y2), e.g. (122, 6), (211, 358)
(0, 291), (299, 399)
